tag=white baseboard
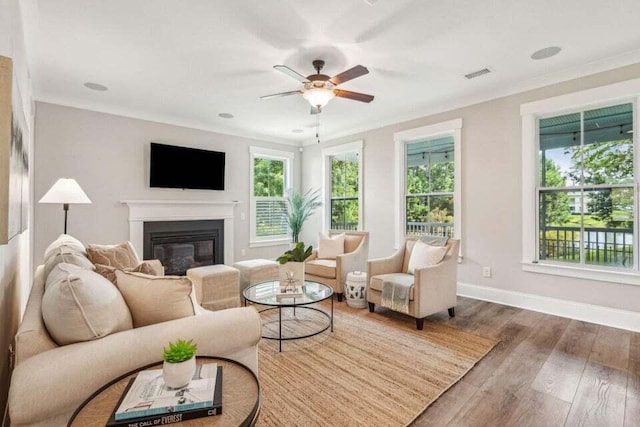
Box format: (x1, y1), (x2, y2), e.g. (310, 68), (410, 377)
(457, 282), (640, 333)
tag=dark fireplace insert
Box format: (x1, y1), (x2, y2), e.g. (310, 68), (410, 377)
(143, 220), (224, 276)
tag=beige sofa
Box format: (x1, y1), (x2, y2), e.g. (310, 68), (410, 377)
(305, 231), (369, 301)
(367, 238), (459, 330)
(8, 265), (262, 427)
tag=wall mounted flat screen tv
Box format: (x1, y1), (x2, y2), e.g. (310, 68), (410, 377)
(150, 142), (225, 190)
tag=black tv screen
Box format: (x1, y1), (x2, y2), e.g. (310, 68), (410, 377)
(150, 143), (225, 190)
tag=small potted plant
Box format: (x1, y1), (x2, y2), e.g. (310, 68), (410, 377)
(277, 242), (313, 285)
(162, 338), (197, 389)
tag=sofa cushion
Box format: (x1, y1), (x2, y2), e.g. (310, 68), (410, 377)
(42, 263), (133, 345)
(44, 235), (95, 278)
(407, 240), (448, 274)
(370, 273), (415, 300)
(87, 241), (140, 270)
(305, 259), (337, 279)
(318, 232), (345, 259)
(95, 260), (164, 284)
(115, 271), (195, 327)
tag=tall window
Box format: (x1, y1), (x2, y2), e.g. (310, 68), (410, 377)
(405, 136), (455, 237)
(250, 147), (293, 245)
(322, 141), (363, 231)
(538, 103), (635, 269)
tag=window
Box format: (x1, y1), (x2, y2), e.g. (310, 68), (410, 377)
(250, 147), (293, 246)
(521, 78), (640, 285)
(394, 119), (462, 250)
(322, 141), (363, 231)
(538, 104), (634, 269)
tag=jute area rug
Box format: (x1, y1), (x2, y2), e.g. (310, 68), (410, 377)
(255, 301), (497, 427)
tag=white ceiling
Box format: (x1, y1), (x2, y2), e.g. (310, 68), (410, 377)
(25, 0), (640, 145)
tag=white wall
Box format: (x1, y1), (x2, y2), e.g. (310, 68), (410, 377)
(301, 62), (640, 314)
(33, 103), (300, 266)
(0, 0), (34, 419)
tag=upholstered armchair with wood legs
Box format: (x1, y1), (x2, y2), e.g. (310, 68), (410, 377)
(366, 237), (459, 330)
(305, 231), (369, 301)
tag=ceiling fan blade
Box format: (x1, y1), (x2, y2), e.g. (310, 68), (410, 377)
(274, 65), (310, 83)
(334, 90), (374, 103)
(310, 106), (321, 115)
(260, 90), (302, 100)
(330, 65), (369, 85)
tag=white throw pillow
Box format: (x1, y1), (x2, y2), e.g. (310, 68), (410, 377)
(42, 263), (133, 345)
(407, 240), (448, 274)
(43, 234), (95, 278)
(317, 232), (345, 259)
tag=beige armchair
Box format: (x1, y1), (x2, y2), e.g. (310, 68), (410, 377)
(367, 238), (459, 330)
(305, 231), (369, 301)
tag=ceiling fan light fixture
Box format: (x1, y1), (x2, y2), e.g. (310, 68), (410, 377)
(302, 87), (335, 108)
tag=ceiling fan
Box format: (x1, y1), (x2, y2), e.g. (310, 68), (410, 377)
(261, 59), (374, 114)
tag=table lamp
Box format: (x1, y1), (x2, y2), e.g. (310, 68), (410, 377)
(39, 178), (92, 234)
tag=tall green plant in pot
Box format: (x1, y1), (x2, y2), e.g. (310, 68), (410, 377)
(285, 188), (321, 243)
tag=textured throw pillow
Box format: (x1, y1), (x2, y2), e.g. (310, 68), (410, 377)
(115, 271), (195, 328)
(44, 234), (95, 278)
(95, 260), (165, 284)
(86, 241), (140, 270)
(407, 240), (448, 275)
(317, 232), (345, 259)
(42, 263), (133, 345)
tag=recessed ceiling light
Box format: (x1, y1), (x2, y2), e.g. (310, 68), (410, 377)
(292, 129), (304, 133)
(531, 46), (562, 60)
(84, 82), (108, 91)
(218, 113), (234, 119)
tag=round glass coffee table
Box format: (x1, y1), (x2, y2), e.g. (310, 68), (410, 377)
(243, 280), (334, 352)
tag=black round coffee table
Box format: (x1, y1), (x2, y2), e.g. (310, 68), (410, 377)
(243, 280), (334, 352)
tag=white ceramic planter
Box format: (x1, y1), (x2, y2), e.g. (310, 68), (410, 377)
(163, 357), (196, 389)
(279, 261), (305, 286)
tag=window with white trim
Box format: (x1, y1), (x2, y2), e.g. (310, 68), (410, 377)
(394, 119), (462, 250)
(521, 79), (640, 285)
(249, 147), (293, 246)
(322, 141), (363, 231)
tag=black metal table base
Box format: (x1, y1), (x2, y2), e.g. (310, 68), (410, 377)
(245, 295), (334, 352)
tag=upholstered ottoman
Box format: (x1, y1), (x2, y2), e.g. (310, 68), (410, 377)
(186, 265), (240, 311)
(232, 259), (279, 294)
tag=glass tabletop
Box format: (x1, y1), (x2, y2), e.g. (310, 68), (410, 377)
(243, 280), (333, 306)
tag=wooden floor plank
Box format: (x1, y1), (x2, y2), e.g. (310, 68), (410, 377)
(590, 326), (631, 371)
(565, 361), (627, 427)
(504, 389), (571, 427)
(626, 334), (640, 427)
(412, 380), (479, 426)
(531, 320), (597, 402)
(448, 315), (570, 426)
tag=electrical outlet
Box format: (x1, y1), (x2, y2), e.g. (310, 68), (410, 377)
(240, 249), (246, 256)
(482, 266), (492, 278)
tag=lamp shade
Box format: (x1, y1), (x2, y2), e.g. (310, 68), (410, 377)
(302, 88), (336, 108)
(39, 178), (92, 204)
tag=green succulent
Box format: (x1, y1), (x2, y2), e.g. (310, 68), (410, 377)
(163, 339), (197, 363)
(277, 242), (313, 264)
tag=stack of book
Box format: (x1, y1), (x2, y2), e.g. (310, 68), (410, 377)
(276, 284), (303, 299)
(107, 363), (222, 426)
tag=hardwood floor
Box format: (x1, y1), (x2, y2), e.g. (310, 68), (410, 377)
(402, 296), (640, 427)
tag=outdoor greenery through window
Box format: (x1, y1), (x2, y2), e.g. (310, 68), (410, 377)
(253, 156), (287, 238)
(330, 152), (359, 230)
(405, 136), (455, 237)
(538, 103), (635, 269)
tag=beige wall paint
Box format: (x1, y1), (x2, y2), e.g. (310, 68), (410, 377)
(301, 63), (640, 313)
(0, 0), (33, 420)
(34, 102), (300, 266)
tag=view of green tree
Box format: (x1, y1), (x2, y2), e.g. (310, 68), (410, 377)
(539, 158), (571, 226)
(253, 158), (284, 197)
(330, 156), (359, 229)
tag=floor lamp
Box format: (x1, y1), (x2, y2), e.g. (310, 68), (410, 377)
(39, 178), (92, 234)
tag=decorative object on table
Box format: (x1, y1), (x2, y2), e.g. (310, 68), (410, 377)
(162, 339), (198, 389)
(107, 363), (222, 426)
(345, 271), (367, 308)
(277, 242), (312, 290)
(276, 270), (303, 299)
(39, 178), (91, 234)
(284, 188), (321, 243)
(0, 55), (30, 244)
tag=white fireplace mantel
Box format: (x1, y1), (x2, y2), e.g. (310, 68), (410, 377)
(121, 200), (238, 265)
